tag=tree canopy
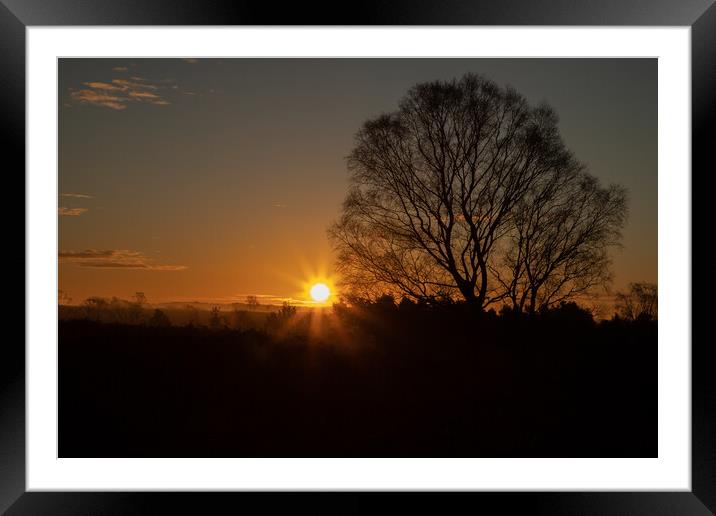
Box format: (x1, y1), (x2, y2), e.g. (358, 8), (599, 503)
(329, 73), (627, 313)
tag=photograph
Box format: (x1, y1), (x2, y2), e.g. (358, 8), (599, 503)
(57, 57), (658, 458)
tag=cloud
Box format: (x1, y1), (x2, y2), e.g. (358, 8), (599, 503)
(70, 76), (173, 110)
(113, 66), (128, 72)
(59, 249), (188, 271)
(129, 91), (159, 99)
(84, 81), (123, 91)
(59, 207), (88, 216)
(71, 89), (127, 110)
(60, 193), (93, 199)
(128, 90), (159, 99)
(112, 78), (158, 90)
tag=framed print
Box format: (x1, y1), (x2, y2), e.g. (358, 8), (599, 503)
(3, 0), (711, 513)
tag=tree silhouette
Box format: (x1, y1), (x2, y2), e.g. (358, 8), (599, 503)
(185, 304), (199, 326)
(494, 167), (627, 314)
(330, 73), (627, 311)
(209, 306), (223, 329)
(278, 301), (296, 319)
(265, 301), (297, 330)
(82, 296), (108, 321)
(246, 295), (259, 310)
(149, 308), (171, 327)
(129, 291), (147, 323)
(58, 289), (72, 305)
(133, 292), (147, 306)
(615, 282), (657, 321)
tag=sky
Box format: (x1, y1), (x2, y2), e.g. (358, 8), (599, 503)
(58, 58), (657, 306)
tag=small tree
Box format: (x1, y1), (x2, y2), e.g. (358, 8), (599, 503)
(615, 283), (657, 321)
(149, 308), (171, 327)
(266, 302), (297, 330)
(129, 291), (147, 324)
(246, 295), (259, 310)
(133, 292), (147, 305)
(278, 301), (297, 319)
(109, 296), (129, 323)
(58, 289), (72, 305)
(209, 306), (223, 329)
(185, 304), (199, 326)
(83, 297), (108, 321)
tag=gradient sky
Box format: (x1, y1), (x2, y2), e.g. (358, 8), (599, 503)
(58, 58), (656, 305)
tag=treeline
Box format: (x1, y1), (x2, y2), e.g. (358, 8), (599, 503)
(59, 282), (657, 336)
(60, 300), (266, 330)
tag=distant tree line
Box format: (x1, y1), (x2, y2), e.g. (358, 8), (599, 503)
(64, 294), (310, 331)
(60, 277), (657, 334)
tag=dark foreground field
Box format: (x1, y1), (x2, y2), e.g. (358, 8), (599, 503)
(59, 306), (656, 457)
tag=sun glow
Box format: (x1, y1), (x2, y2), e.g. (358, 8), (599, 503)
(309, 283), (331, 303)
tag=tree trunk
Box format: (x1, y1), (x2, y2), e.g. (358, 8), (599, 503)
(528, 289), (538, 315)
(476, 264), (489, 310)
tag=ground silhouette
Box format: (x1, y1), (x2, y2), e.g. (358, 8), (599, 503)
(59, 300), (656, 457)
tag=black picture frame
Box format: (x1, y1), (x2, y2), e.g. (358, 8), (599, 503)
(3, 1), (710, 513)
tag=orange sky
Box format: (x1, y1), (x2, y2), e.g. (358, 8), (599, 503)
(59, 58), (657, 306)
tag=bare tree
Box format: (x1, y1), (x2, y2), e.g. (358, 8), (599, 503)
(58, 289), (72, 305)
(330, 73), (621, 310)
(264, 301), (297, 332)
(209, 306), (223, 329)
(493, 167), (627, 314)
(129, 291), (147, 324)
(185, 304), (199, 327)
(133, 292), (147, 305)
(615, 282), (657, 321)
(246, 295), (259, 310)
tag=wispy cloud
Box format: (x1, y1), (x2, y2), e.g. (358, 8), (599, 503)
(60, 193), (93, 199)
(70, 89), (128, 110)
(129, 90), (160, 100)
(59, 207), (88, 216)
(112, 78), (158, 90)
(70, 76), (173, 110)
(84, 81), (123, 91)
(113, 66), (128, 72)
(59, 249), (188, 271)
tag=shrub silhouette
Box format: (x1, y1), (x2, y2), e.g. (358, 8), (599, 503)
(264, 302), (297, 331)
(149, 308), (171, 327)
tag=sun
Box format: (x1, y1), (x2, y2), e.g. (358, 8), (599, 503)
(309, 283), (331, 303)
